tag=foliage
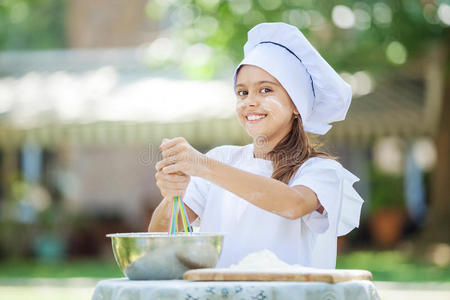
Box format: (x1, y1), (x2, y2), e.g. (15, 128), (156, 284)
(369, 166), (405, 212)
(1, 0), (448, 77)
(146, 0), (450, 79)
(0, 176), (67, 259)
(0, 0), (66, 50)
(0, 258), (122, 278)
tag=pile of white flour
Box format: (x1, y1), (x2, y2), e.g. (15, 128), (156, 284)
(230, 250), (299, 269)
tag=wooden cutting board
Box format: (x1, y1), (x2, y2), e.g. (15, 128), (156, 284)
(184, 268), (373, 283)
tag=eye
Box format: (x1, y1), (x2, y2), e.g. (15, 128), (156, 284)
(260, 87), (272, 94)
(236, 90), (248, 96)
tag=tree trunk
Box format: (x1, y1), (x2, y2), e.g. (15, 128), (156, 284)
(425, 76), (450, 244)
(420, 34), (450, 245)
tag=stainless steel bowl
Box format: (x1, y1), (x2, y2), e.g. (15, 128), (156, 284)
(107, 232), (224, 280)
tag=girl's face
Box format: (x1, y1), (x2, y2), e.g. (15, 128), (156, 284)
(235, 65), (298, 142)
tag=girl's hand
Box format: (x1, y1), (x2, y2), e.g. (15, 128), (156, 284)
(154, 170), (190, 198)
(155, 137), (208, 177)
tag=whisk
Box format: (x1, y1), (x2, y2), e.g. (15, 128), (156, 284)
(168, 196), (192, 235)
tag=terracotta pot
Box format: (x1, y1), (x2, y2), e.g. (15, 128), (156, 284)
(369, 208), (406, 248)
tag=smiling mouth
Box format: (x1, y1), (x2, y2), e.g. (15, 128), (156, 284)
(246, 114), (267, 122)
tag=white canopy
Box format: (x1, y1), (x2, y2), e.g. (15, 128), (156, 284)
(0, 67), (236, 128)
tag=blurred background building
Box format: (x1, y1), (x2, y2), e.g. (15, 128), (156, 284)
(0, 0), (449, 268)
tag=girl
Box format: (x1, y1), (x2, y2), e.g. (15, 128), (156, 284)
(149, 23), (364, 269)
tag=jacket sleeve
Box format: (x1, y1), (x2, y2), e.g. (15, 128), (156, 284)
(289, 158), (364, 236)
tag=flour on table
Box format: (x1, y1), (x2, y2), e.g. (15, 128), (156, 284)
(230, 249), (296, 269)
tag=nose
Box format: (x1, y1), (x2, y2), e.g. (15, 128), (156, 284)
(244, 92), (259, 107)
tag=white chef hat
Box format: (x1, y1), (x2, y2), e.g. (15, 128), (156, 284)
(234, 22), (352, 135)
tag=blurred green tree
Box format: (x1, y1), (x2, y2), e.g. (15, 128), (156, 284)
(146, 0), (448, 77)
(0, 0), (66, 50)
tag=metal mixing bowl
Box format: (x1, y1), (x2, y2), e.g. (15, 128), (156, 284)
(107, 232), (224, 280)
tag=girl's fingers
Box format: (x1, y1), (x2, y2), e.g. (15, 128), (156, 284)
(155, 160), (168, 171)
(156, 186), (186, 197)
(159, 188), (186, 198)
(155, 155), (178, 171)
(156, 181), (188, 198)
(155, 172), (189, 183)
(161, 143), (186, 159)
(157, 180), (188, 191)
(159, 137), (185, 151)
(162, 163), (183, 174)
(164, 191), (186, 198)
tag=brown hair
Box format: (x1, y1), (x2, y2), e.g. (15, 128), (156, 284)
(267, 116), (337, 184)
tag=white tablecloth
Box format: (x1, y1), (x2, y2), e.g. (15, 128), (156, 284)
(92, 278), (380, 300)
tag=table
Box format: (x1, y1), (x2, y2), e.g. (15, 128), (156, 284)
(92, 278), (380, 300)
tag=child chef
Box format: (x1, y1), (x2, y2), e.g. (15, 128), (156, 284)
(149, 22), (364, 269)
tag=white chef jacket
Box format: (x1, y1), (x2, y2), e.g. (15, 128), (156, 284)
(183, 144), (364, 269)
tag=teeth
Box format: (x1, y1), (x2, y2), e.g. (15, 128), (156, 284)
(247, 114), (266, 121)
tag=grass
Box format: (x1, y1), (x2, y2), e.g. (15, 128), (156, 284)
(337, 250), (450, 282)
(0, 251), (448, 282)
(0, 258), (122, 279)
